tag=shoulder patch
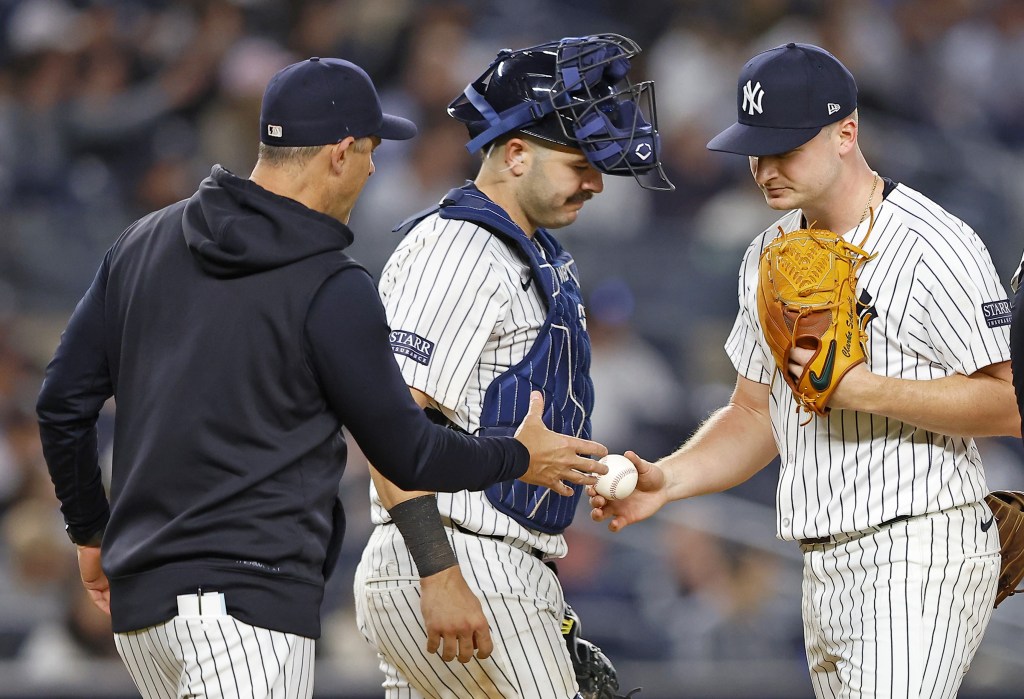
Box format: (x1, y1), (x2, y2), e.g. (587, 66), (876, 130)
(389, 330), (435, 365)
(981, 300), (1012, 328)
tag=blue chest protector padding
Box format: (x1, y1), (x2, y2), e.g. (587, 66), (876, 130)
(400, 184), (594, 534)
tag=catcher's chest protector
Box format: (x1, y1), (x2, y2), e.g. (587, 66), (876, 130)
(432, 185), (595, 534)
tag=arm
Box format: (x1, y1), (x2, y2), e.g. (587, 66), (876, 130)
(36, 257), (113, 553)
(828, 233), (1014, 438)
(371, 388), (493, 663)
(376, 473), (491, 663)
(794, 350), (1021, 438)
(592, 375), (779, 532)
(306, 270), (605, 494)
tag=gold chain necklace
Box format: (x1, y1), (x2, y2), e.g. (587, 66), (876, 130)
(859, 171), (879, 226)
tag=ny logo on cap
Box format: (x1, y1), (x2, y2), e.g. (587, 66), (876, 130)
(267, 124), (283, 138)
(742, 80), (764, 116)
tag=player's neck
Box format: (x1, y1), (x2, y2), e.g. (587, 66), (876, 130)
(475, 180), (537, 237)
(802, 168), (879, 236)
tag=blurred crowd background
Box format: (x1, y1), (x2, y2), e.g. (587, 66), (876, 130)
(1, 0), (1024, 697)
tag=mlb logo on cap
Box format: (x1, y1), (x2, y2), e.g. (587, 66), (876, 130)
(259, 56), (417, 147)
(707, 43), (857, 157)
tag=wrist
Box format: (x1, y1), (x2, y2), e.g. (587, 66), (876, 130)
(420, 563), (460, 585)
(388, 495), (458, 578)
(833, 362), (879, 412)
(66, 524), (105, 547)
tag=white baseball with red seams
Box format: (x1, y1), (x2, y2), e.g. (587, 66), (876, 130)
(595, 454), (638, 500)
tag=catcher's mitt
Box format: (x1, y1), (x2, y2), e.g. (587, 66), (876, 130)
(984, 490), (1024, 608)
(756, 223), (876, 418)
(562, 605), (641, 699)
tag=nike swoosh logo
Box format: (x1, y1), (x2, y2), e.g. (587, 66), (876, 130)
(808, 340), (837, 391)
(981, 514), (995, 532)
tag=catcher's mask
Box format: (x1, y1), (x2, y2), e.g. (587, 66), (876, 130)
(448, 33), (674, 191)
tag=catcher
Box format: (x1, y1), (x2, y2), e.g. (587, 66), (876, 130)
(590, 42), (1020, 699)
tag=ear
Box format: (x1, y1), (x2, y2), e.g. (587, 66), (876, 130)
(835, 117), (858, 156)
(328, 137), (357, 174)
(503, 138), (530, 170)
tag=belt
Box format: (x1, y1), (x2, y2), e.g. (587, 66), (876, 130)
(439, 516), (545, 560)
(799, 515), (911, 547)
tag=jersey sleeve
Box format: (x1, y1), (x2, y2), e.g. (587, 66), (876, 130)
(379, 217), (510, 411)
(915, 222), (1012, 375)
(305, 267), (528, 492)
(725, 234), (773, 384)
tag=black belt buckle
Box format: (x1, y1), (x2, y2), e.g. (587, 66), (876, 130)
(799, 514), (911, 546)
(799, 534), (832, 546)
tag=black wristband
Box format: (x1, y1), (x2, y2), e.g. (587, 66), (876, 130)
(387, 495), (458, 578)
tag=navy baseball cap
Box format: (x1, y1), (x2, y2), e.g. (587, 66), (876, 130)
(707, 43), (857, 157)
(260, 57), (416, 146)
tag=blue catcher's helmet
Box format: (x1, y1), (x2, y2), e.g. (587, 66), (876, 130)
(448, 33), (674, 191)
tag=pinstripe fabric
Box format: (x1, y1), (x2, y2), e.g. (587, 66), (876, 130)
(114, 616), (314, 698)
(725, 181), (1008, 698)
(726, 183), (1012, 540)
(379, 215), (548, 422)
(354, 523), (576, 699)
(800, 502), (998, 699)
(374, 214), (568, 557)
(361, 209), (586, 697)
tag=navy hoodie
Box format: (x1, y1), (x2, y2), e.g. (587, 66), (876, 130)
(37, 166), (528, 637)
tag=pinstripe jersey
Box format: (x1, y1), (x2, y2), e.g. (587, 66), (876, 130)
(726, 180), (1013, 541)
(370, 192), (591, 556)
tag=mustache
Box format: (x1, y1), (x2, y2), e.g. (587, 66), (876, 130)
(567, 192), (594, 205)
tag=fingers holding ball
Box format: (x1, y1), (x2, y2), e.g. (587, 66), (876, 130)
(594, 454), (638, 500)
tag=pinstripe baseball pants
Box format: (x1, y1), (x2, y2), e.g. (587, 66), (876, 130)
(799, 501), (999, 699)
(114, 611), (315, 699)
(354, 522), (578, 698)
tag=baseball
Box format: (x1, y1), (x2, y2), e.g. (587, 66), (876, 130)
(594, 454), (638, 500)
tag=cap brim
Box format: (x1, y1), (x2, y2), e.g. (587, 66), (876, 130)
(706, 121), (820, 156)
(374, 114), (417, 140)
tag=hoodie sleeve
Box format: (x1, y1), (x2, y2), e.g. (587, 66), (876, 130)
(305, 267), (528, 492)
(36, 253), (114, 543)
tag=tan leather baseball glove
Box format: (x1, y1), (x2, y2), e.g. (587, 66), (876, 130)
(985, 490), (1024, 608)
(756, 225), (876, 418)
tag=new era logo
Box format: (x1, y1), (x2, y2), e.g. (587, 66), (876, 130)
(827, 102), (841, 115)
(267, 124), (283, 138)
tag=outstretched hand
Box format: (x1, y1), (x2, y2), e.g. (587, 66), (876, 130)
(589, 451), (667, 532)
(514, 391), (608, 497)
